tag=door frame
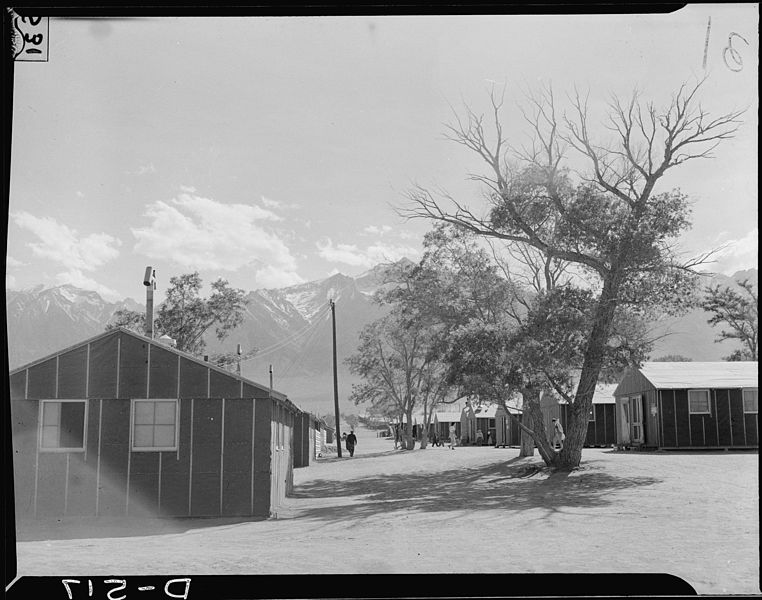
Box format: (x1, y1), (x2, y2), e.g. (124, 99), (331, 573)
(630, 395), (644, 444)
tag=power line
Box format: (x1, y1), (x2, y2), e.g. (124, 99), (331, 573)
(241, 305), (331, 362)
(278, 309), (331, 379)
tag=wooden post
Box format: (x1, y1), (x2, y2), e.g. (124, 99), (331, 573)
(330, 300), (342, 458)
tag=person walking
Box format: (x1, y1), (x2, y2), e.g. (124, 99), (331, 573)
(346, 430), (358, 457)
(475, 430), (484, 446)
(449, 424), (457, 449)
(551, 418), (565, 450)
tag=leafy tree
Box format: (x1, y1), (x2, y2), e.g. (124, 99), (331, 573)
(210, 347), (259, 373)
(342, 413), (360, 431)
(106, 309), (149, 334)
(701, 279), (758, 361)
(346, 294), (453, 450)
(404, 80), (743, 469)
(652, 354), (693, 362)
(106, 272), (248, 356)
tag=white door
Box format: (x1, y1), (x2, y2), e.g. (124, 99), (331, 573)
(630, 396), (643, 444)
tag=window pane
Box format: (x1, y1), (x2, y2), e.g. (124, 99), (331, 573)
(153, 425), (176, 448)
(744, 390), (758, 412)
(134, 401), (156, 425)
(42, 402), (60, 426)
(154, 401), (176, 425)
(689, 391), (710, 413)
(133, 424), (154, 447)
(60, 402), (85, 448)
(41, 425), (59, 448)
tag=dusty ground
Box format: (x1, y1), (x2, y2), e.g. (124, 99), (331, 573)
(13, 427), (760, 595)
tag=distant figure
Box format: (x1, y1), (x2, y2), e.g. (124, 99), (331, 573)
(487, 431), (493, 446)
(341, 432), (347, 441)
(449, 424), (457, 449)
(432, 431), (440, 447)
(476, 430), (484, 446)
(346, 430), (358, 457)
(551, 418), (565, 450)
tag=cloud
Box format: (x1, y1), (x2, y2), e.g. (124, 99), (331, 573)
(131, 193), (301, 284)
(713, 227), (758, 275)
(11, 212), (122, 271)
(130, 163), (156, 176)
(54, 269), (123, 302)
(316, 237), (419, 268)
(5, 273), (17, 290)
(255, 265), (305, 288)
(363, 225), (393, 236)
(262, 196), (299, 210)
(6, 256), (24, 268)
(180, 185), (197, 193)
(76, 191), (85, 198)
(261, 196), (281, 209)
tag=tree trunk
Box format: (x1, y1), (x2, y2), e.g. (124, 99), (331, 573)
(403, 419), (415, 450)
(521, 389), (558, 466)
(519, 428), (535, 457)
(554, 271), (623, 470)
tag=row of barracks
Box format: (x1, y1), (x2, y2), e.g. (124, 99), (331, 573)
(9, 327), (326, 521)
(427, 362), (757, 451)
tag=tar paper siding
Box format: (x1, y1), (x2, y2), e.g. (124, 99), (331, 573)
(10, 329), (296, 520)
(585, 404), (617, 447)
(614, 363), (757, 449)
(655, 388), (757, 449)
(460, 404), (477, 443)
(494, 406), (521, 447)
(293, 412), (313, 468)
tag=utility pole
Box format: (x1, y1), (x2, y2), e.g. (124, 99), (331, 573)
(237, 344), (242, 377)
(330, 299), (342, 458)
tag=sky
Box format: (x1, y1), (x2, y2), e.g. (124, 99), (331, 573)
(6, 5), (759, 304)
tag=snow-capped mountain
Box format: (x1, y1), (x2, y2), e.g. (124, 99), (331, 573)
(5, 285), (143, 369)
(4, 265), (757, 413)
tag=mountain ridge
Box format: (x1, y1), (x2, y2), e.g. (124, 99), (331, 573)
(5, 264), (756, 412)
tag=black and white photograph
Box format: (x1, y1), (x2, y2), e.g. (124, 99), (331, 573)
(4, 5), (759, 597)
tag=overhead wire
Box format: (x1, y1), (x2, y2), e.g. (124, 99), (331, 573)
(240, 304), (332, 362)
(278, 309), (332, 379)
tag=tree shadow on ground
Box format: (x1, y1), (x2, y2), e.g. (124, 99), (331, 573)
(314, 448), (400, 463)
(599, 449), (759, 456)
(289, 457), (661, 522)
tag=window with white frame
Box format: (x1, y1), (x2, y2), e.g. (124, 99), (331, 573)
(688, 389), (711, 414)
(132, 399), (178, 451)
(40, 400), (87, 451)
(743, 389), (758, 413)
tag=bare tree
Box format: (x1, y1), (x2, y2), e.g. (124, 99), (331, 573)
(403, 79), (743, 469)
(701, 279), (758, 361)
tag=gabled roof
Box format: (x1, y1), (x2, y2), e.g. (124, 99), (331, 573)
(435, 411), (462, 423)
(638, 361), (758, 390)
(474, 404), (498, 418)
(591, 383), (617, 404)
(542, 382), (618, 405)
(9, 326), (293, 405)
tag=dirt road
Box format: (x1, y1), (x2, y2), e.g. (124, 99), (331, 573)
(14, 428), (760, 594)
